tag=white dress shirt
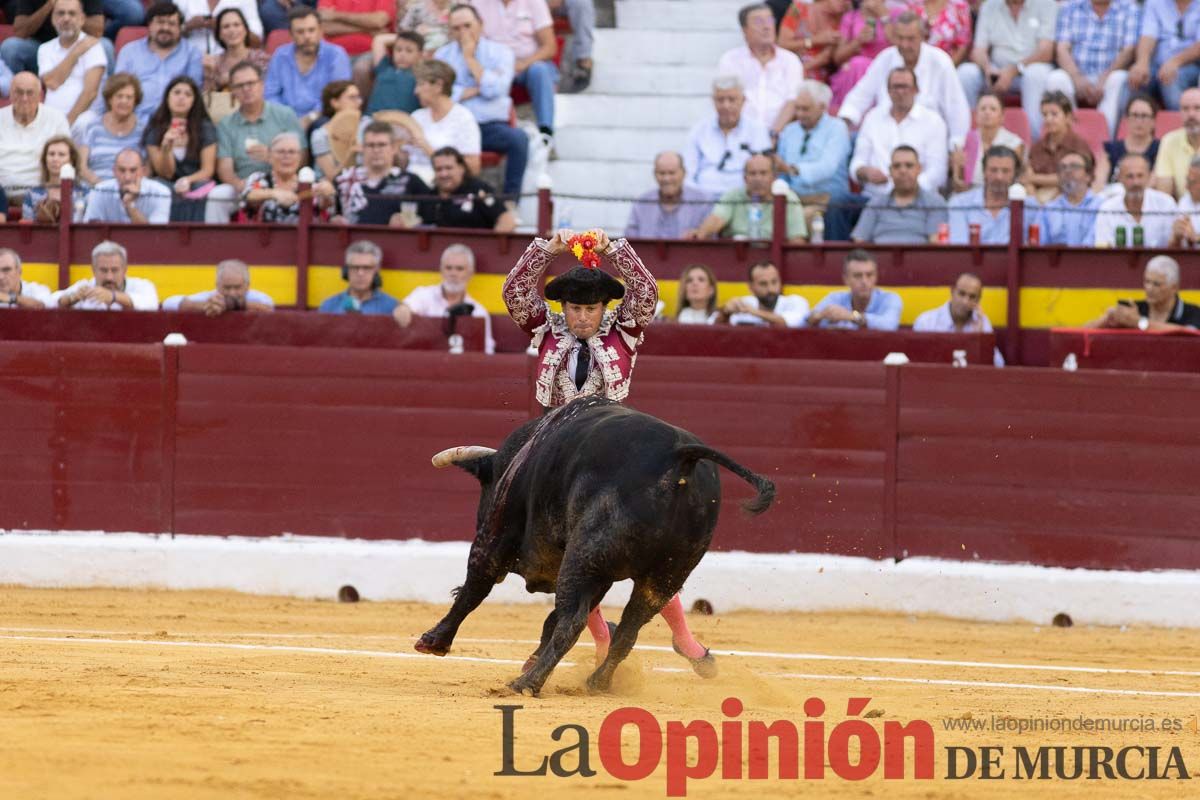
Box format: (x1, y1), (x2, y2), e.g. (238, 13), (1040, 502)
(0, 104), (71, 189)
(715, 45), (804, 131)
(727, 293), (809, 327)
(2, 280), (54, 307)
(401, 283), (495, 354)
(850, 104), (949, 199)
(1094, 189), (1178, 248)
(51, 276), (160, 310)
(838, 43), (970, 148)
(912, 301), (1006, 366)
(683, 111), (773, 196)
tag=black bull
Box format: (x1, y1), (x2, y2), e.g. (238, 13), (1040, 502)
(414, 397), (776, 695)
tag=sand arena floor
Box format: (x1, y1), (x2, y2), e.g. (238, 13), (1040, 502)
(1, 587), (1199, 799)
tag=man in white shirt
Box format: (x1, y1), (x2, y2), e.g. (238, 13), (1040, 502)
(83, 148), (173, 224)
(1095, 153), (1178, 248)
(161, 259), (275, 314)
(37, 0), (107, 125)
(913, 272), (1005, 366)
(1170, 155), (1200, 246)
(715, 3), (803, 134)
(683, 75), (773, 197)
(850, 67), (949, 200)
(0, 71), (71, 192)
(839, 11), (970, 149)
(718, 260), (808, 327)
(52, 240), (159, 311)
(393, 243), (496, 353)
(0, 247), (53, 309)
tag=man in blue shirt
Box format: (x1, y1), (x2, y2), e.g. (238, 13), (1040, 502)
(318, 240), (399, 314)
(1128, 0), (1200, 110)
(807, 249), (903, 330)
(1036, 150), (1102, 245)
(775, 79), (851, 233)
(111, 2), (202, 123)
(264, 6), (352, 123)
(434, 4), (527, 197)
(949, 145), (1038, 244)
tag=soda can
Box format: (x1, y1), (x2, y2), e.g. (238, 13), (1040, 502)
(1115, 226), (1127, 247)
(936, 222), (949, 244)
(1028, 223), (1040, 246)
(968, 222), (981, 246)
(1133, 225), (1144, 247)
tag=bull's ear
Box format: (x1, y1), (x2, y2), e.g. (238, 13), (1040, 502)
(457, 455), (494, 484)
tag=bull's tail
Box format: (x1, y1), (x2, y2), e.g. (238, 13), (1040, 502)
(674, 444), (776, 515)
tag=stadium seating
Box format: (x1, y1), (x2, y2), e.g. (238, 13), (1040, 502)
(1115, 110), (1182, 140)
(114, 26), (147, 55)
(1073, 108), (1110, 163)
(1003, 107), (1032, 148)
(265, 29), (290, 55)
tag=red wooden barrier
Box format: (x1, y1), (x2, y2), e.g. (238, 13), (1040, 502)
(1049, 327), (1200, 372)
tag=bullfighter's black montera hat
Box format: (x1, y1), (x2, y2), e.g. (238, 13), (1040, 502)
(544, 266), (625, 306)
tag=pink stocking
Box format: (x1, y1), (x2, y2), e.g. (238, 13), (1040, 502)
(587, 606), (611, 663)
(660, 593), (707, 659)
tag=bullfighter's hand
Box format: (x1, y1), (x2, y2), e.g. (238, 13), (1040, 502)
(593, 229), (611, 252)
(547, 228), (574, 254)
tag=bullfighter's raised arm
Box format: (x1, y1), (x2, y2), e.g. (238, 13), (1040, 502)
(502, 238), (556, 333)
(606, 238), (659, 334)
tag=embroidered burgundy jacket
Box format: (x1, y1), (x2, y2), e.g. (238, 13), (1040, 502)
(502, 238), (659, 407)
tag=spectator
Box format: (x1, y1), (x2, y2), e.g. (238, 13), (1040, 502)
(309, 80), (368, 178)
(1153, 87), (1200, 199)
(1127, 0), (1200, 111)
(775, 0), (843, 84)
(180, 0), (263, 56)
(0, 247), (53, 308)
(1035, 150), (1103, 245)
(830, 0), (889, 109)
(683, 76), (772, 198)
(201, 7), (270, 93)
(400, 59), (481, 185)
(0, 72), (71, 192)
(399, 0), (452, 54)
(0, 58), (12, 98)
(953, 92), (1026, 193)
(240, 131), (335, 222)
(774, 79), (851, 226)
(1, 0), (104, 76)
(839, 11), (971, 149)
(316, 0), (395, 59)
(1095, 153), (1177, 247)
(1045, 0), (1138, 137)
(550, 0), (594, 93)
(1022, 90), (1095, 202)
(264, 6), (352, 123)
(948, 144), (1036, 244)
(908, 0), (972, 66)
(393, 243), (495, 353)
(957, 0), (1057, 136)
(718, 259), (808, 327)
(1087, 255), (1200, 330)
(143, 75), (229, 222)
(434, 4), (528, 198)
(162, 258), (275, 313)
(216, 61), (305, 193)
(332, 120), (431, 225)
(366, 31), (422, 114)
(625, 151), (713, 240)
(912, 272), (1005, 366)
(807, 249), (902, 330)
(259, 0), (310, 34)
(716, 3), (804, 134)
(416, 146), (517, 231)
(693, 153), (808, 242)
(52, 239), (159, 310)
(112, 2), (204, 124)
(674, 263), (719, 324)
(37, 0), (106, 126)
(104, 0), (146, 41)
(850, 67), (949, 201)
(77, 73), (145, 187)
(1170, 155), (1200, 246)
(852, 145), (949, 244)
(1095, 94), (1160, 187)
(471, 0), (558, 146)
(318, 239), (399, 314)
(23, 135), (90, 222)
(83, 148), (172, 223)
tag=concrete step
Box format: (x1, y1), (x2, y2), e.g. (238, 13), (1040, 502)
(549, 159), (652, 199)
(616, 0), (745, 30)
(553, 126), (690, 161)
(557, 93), (712, 129)
(546, 193), (636, 237)
(588, 63), (715, 96)
(592, 28), (741, 66)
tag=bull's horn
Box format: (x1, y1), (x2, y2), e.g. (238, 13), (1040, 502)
(431, 446), (497, 468)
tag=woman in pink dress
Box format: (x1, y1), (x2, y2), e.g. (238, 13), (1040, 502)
(776, 0), (847, 84)
(829, 0), (890, 110)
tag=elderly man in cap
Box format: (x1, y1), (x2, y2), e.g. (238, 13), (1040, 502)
(502, 227), (718, 679)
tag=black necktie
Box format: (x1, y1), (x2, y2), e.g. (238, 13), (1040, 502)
(574, 341), (590, 390)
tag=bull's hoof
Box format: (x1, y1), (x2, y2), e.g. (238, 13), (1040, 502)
(507, 676), (540, 697)
(673, 643), (719, 679)
(414, 632), (451, 656)
(586, 671), (612, 694)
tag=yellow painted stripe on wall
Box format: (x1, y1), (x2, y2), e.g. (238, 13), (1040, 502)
(22, 263), (58, 288)
(1020, 287), (1200, 328)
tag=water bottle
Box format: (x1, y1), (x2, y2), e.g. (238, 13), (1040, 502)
(557, 204), (573, 230)
(1062, 352), (1078, 372)
(811, 213), (825, 244)
(952, 349), (967, 368)
(747, 203), (764, 239)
